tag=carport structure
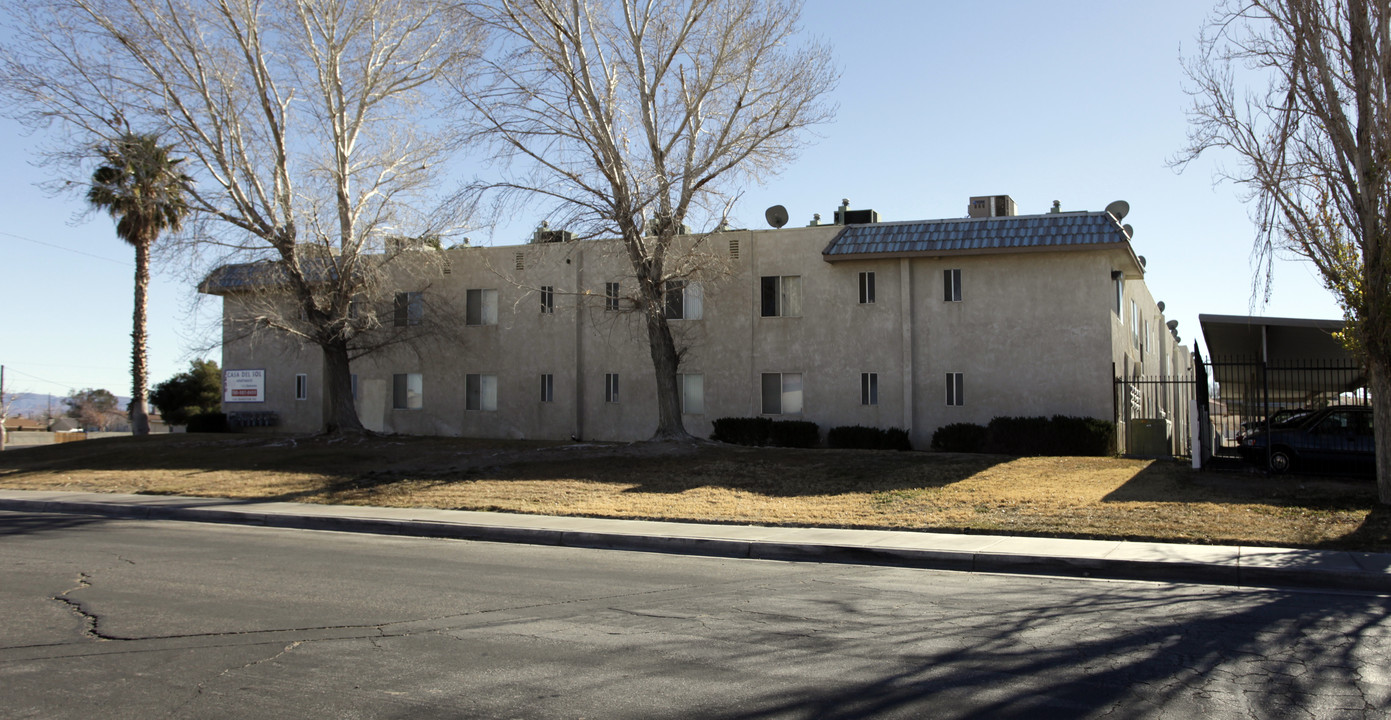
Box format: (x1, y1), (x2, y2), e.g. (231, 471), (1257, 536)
(1198, 314), (1367, 461)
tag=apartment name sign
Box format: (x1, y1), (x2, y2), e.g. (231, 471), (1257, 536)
(224, 369), (266, 403)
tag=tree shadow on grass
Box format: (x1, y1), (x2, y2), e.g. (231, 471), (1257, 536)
(1102, 458), (1377, 512)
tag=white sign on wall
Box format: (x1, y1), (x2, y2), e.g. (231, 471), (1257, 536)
(224, 369), (266, 403)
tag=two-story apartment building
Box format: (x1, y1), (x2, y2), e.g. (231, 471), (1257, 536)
(204, 195), (1190, 449)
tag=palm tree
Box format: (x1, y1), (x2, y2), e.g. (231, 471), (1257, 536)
(87, 133), (190, 436)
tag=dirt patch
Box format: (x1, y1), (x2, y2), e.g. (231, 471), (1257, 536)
(2, 433), (1387, 551)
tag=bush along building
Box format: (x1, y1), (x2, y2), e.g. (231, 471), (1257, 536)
(201, 195), (1191, 452)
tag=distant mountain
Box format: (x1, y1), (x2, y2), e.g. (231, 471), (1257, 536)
(5, 392), (133, 418)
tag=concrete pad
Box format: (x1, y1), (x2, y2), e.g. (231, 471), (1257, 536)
(974, 536), (1124, 558)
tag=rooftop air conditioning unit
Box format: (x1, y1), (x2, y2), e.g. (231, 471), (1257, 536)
(835, 208), (880, 225)
(968, 195), (1017, 218)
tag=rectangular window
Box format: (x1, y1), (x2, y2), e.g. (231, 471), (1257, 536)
(859, 272), (875, 304)
(605, 282), (621, 311)
(760, 275), (802, 317)
(605, 373), (620, 403)
(861, 372), (878, 406)
(393, 291), (423, 326)
(466, 289), (498, 326)
(943, 269), (962, 302)
(351, 374), (358, 400)
(761, 372), (803, 415)
(539, 373), (554, 403)
(540, 286), (554, 314)
(295, 373), (308, 401)
(1114, 275), (1124, 315)
(392, 373), (423, 410)
(1131, 299), (1140, 347)
(680, 373), (704, 415)
(946, 372), (964, 407)
(466, 373), (498, 411)
(664, 280), (704, 320)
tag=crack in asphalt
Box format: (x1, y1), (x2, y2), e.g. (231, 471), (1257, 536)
(50, 573), (113, 642)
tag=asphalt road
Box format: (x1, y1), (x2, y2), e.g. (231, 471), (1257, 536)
(2, 511), (1389, 719)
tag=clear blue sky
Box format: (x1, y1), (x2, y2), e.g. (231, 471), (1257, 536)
(0, 0), (1342, 401)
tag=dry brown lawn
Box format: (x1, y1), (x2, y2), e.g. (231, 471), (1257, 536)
(2, 433), (1388, 551)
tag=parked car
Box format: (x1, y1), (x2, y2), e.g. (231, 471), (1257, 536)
(1235, 408), (1314, 443)
(1238, 405), (1374, 474)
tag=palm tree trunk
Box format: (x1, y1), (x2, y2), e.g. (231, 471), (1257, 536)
(129, 239), (151, 436)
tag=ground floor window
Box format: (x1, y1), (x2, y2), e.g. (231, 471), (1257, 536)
(466, 374), (497, 411)
(539, 373), (554, 403)
(946, 372), (964, 407)
(680, 373), (704, 415)
(392, 373), (423, 410)
(295, 373), (308, 401)
(861, 372), (878, 406)
(761, 372), (803, 415)
(605, 373), (620, 403)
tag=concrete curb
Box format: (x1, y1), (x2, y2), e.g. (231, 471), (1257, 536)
(3, 490), (1389, 593)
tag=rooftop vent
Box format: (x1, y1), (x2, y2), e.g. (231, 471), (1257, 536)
(968, 195), (1017, 218)
(531, 221), (574, 244)
(833, 198), (879, 225)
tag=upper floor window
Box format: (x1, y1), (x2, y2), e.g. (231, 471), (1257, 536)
(605, 282), (621, 311)
(540, 286), (554, 314)
(393, 291), (423, 326)
(943, 269), (962, 302)
(664, 280), (703, 320)
(761, 275), (801, 317)
(467, 289), (498, 326)
(859, 272), (875, 304)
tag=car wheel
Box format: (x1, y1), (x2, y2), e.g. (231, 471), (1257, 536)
(1268, 448), (1294, 474)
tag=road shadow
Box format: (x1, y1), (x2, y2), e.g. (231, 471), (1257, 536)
(0, 511), (112, 537)
(1101, 459), (1377, 512)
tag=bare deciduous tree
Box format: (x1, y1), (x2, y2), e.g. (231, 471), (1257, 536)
(1177, 0), (1391, 501)
(2, 0), (476, 434)
(458, 0), (836, 440)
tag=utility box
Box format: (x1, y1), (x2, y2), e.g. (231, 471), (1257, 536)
(1126, 418), (1173, 457)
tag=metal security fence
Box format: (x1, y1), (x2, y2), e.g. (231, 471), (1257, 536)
(1203, 356), (1368, 460)
(1114, 375), (1197, 458)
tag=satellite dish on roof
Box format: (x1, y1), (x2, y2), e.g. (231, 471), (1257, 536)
(1123, 224), (1134, 239)
(1157, 301), (1165, 312)
(1106, 200), (1130, 221)
(765, 205), (789, 229)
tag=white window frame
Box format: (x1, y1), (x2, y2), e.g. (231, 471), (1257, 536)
(861, 372), (878, 406)
(466, 373), (498, 412)
(466, 289), (498, 326)
(392, 373), (423, 410)
(859, 271), (875, 304)
(294, 373), (308, 401)
(679, 373), (704, 415)
(605, 373), (620, 403)
(760, 275), (802, 317)
(540, 286), (554, 314)
(761, 372), (803, 415)
(946, 372), (964, 407)
(539, 373), (554, 403)
(943, 269), (962, 302)
(604, 282), (621, 311)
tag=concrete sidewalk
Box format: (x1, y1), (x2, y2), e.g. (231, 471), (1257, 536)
(3, 489), (1390, 593)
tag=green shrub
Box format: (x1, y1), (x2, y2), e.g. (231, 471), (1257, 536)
(711, 417), (772, 446)
(828, 425), (912, 451)
(186, 412), (228, 433)
(931, 422), (987, 452)
(770, 420), (820, 448)
(980, 415), (1114, 456)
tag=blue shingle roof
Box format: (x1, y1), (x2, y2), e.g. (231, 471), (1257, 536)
(199, 258), (342, 294)
(822, 212), (1130, 259)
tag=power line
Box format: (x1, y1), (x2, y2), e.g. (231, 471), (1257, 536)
(0, 230), (131, 266)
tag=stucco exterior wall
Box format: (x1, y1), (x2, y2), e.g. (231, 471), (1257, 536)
(215, 222), (1181, 448)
